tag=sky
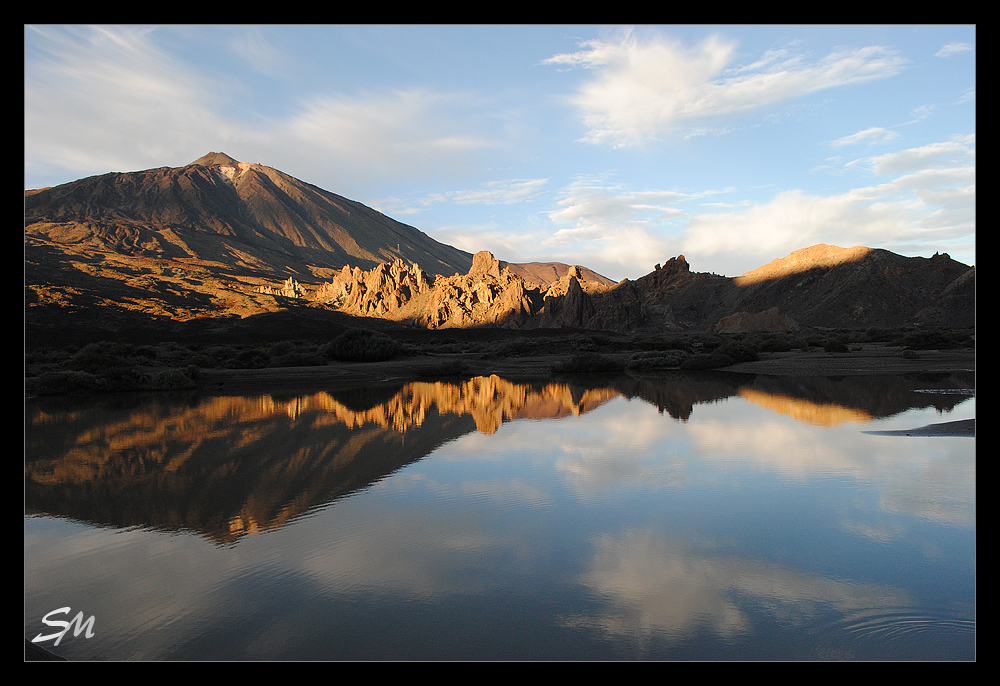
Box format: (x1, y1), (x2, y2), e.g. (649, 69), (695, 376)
(24, 24), (976, 280)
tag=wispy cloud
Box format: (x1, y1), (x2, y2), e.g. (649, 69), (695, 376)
(228, 28), (295, 77)
(935, 42), (974, 58)
(282, 89), (493, 183)
(829, 127), (900, 147)
(421, 178), (549, 207)
(545, 27), (907, 148)
(24, 25), (502, 194)
(24, 25), (239, 177)
(869, 134), (975, 175)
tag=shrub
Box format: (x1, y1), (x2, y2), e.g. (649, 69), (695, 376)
(325, 328), (402, 362)
(148, 367), (199, 390)
(626, 350), (687, 369)
(714, 341), (759, 364)
(552, 352), (625, 373)
(28, 370), (99, 395)
(890, 328), (974, 350)
(225, 349), (270, 369)
(92, 366), (151, 392)
(824, 339), (850, 353)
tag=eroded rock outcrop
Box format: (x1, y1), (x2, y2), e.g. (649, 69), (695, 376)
(314, 258), (433, 317)
(310, 251), (543, 328)
(257, 277), (306, 299)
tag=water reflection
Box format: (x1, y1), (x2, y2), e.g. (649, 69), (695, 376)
(24, 371), (975, 660)
(25, 371), (973, 544)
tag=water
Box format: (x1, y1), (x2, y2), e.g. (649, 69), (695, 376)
(24, 371), (975, 660)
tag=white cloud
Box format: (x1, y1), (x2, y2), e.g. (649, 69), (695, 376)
(870, 135), (975, 176)
(830, 127), (900, 147)
(541, 178), (691, 276)
(680, 135), (975, 275)
(935, 42), (974, 58)
(545, 28), (907, 147)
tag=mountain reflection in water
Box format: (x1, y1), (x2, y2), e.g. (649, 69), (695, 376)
(25, 371), (972, 544)
(24, 370), (975, 660)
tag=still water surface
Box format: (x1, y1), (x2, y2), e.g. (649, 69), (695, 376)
(24, 371), (975, 660)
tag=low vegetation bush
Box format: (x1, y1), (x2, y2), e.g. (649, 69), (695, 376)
(626, 350), (687, 370)
(226, 348), (270, 369)
(324, 328), (402, 362)
(889, 328), (974, 350)
(714, 341), (759, 364)
(27, 364), (201, 395)
(552, 352), (626, 374)
(680, 353), (736, 370)
(630, 335), (689, 353)
(148, 366), (200, 390)
(753, 334), (808, 353)
(28, 370), (101, 395)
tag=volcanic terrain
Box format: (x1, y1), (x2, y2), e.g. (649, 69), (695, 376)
(25, 153), (975, 346)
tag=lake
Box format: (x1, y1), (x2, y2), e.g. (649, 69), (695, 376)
(24, 370), (976, 660)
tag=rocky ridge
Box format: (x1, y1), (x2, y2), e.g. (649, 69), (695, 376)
(310, 250), (611, 329)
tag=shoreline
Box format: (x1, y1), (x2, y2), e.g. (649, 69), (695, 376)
(198, 344), (976, 395)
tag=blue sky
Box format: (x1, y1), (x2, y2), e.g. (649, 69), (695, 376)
(24, 24), (976, 280)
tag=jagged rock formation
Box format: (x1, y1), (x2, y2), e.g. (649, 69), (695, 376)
(313, 251), (546, 328)
(315, 259), (434, 317)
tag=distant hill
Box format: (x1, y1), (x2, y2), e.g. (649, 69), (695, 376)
(502, 261), (617, 290)
(601, 248), (976, 332)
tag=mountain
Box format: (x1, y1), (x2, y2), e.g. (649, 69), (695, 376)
(25, 152), (474, 279)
